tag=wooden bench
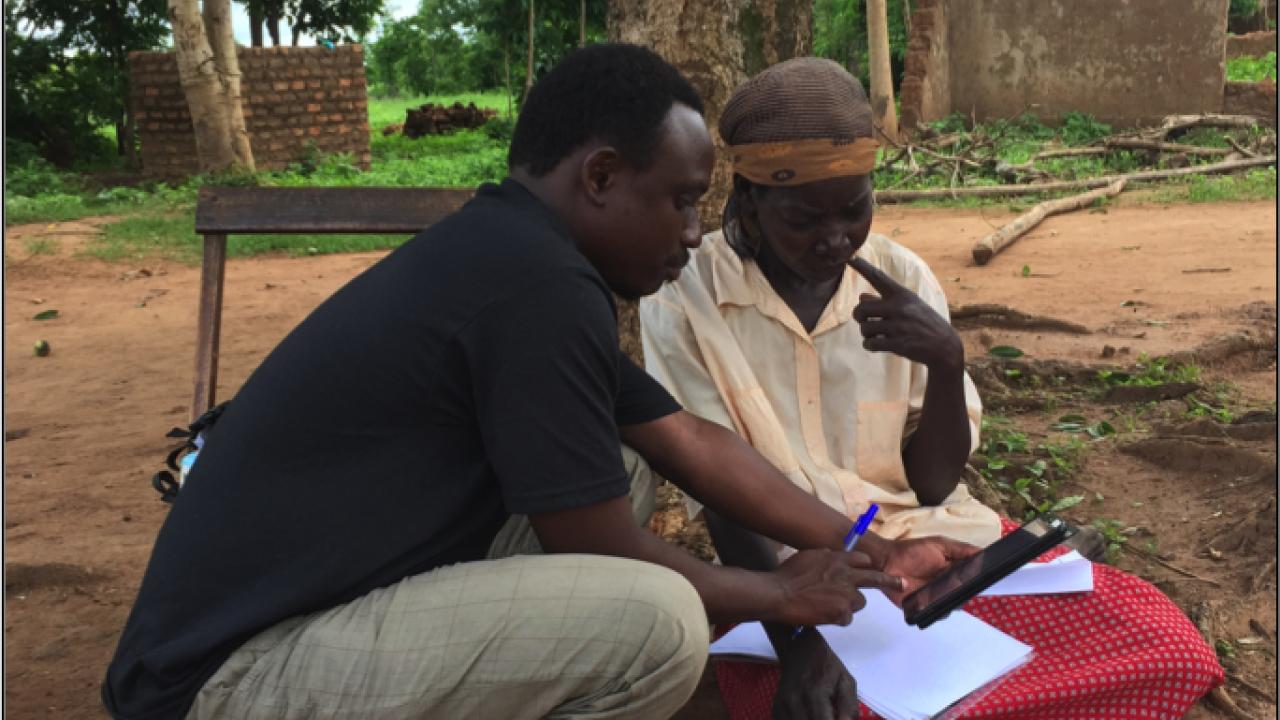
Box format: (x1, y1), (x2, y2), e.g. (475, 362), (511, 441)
(190, 186), (475, 421)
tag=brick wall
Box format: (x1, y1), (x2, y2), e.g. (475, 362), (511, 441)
(129, 45), (371, 176)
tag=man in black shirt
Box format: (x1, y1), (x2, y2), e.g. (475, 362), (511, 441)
(104, 44), (976, 720)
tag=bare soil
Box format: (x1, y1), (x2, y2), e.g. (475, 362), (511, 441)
(5, 199), (1276, 719)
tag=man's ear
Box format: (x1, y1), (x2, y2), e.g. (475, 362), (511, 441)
(580, 147), (621, 207)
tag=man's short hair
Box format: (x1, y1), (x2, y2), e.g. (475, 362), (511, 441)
(508, 43), (704, 177)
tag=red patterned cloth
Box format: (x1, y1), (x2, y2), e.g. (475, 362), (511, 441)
(714, 518), (1223, 719)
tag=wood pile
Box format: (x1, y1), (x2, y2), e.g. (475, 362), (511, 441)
(401, 102), (496, 138)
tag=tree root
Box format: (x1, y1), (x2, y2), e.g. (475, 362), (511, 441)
(951, 303), (1091, 334)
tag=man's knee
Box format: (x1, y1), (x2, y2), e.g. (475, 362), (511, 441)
(622, 562), (708, 695)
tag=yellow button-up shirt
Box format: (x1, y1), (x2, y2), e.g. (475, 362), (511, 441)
(640, 230), (1001, 551)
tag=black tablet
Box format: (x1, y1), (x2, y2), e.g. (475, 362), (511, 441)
(903, 513), (1074, 629)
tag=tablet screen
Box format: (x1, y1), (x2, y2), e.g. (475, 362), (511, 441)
(904, 517), (1060, 616)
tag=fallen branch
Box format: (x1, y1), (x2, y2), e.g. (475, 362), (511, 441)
(1150, 113), (1272, 140)
(950, 303), (1091, 334)
(1125, 544), (1222, 587)
(1228, 671), (1278, 704)
(1225, 136), (1260, 158)
(877, 154), (1276, 203)
(1104, 138), (1231, 156)
(971, 179), (1127, 265)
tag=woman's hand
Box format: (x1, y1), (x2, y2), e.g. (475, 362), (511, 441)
(849, 257), (964, 374)
(879, 535), (980, 603)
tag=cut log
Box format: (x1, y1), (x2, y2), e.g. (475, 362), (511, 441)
(877, 154), (1276, 203)
(971, 179), (1127, 265)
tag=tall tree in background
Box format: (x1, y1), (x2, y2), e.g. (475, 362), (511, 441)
(608, 0), (811, 229)
(524, 0), (536, 99)
(6, 0), (168, 166)
(865, 0), (898, 142)
(607, 0), (811, 362)
(204, 0), (254, 165)
(169, 0), (254, 172)
(236, 0), (383, 47)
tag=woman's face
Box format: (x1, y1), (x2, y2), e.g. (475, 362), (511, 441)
(746, 174), (874, 284)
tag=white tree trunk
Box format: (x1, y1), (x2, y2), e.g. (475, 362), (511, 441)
(866, 0), (899, 143)
(203, 0), (255, 170)
(168, 0), (240, 173)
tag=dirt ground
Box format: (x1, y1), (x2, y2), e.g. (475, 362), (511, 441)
(4, 199), (1276, 719)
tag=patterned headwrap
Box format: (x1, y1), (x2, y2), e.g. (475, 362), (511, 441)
(719, 57), (877, 186)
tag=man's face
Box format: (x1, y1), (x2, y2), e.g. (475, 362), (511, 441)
(583, 104), (714, 299)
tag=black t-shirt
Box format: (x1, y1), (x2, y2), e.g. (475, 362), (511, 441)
(102, 179), (681, 720)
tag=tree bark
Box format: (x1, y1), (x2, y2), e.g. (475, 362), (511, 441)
(580, 0), (587, 47)
(607, 0), (812, 363)
(203, 0), (255, 170)
(168, 0), (240, 173)
(866, 0), (898, 143)
(524, 0), (536, 101)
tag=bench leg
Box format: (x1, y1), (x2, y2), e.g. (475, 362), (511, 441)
(192, 233), (228, 422)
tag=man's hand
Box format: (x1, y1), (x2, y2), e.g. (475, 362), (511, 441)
(774, 631), (858, 720)
(878, 535), (979, 603)
(850, 257), (964, 374)
(767, 549), (903, 627)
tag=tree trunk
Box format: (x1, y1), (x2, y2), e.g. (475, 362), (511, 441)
(524, 0), (536, 101)
(291, 23), (300, 46)
(580, 0), (586, 47)
(607, 0), (811, 364)
(249, 0), (264, 47)
(123, 93), (141, 169)
(865, 0), (898, 143)
(266, 9), (281, 45)
(168, 0), (240, 173)
(203, 0), (255, 170)
(504, 42), (514, 117)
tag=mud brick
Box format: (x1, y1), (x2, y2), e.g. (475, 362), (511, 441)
(292, 128), (305, 137)
(290, 80), (305, 90)
(273, 81), (290, 91)
(306, 103), (322, 113)
(308, 127), (321, 136)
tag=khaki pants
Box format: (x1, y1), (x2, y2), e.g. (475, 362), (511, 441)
(188, 449), (706, 720)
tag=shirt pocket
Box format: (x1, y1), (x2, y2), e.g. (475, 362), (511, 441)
(856, 400), (911, 493)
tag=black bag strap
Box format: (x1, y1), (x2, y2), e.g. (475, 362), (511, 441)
(152, 401), (231, 503)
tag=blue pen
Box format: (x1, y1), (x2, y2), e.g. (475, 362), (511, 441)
(792, 503), (880, 639)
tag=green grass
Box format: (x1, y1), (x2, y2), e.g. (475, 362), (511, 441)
(91, 209), (415, 264)
(1226, 51), (1277, 82)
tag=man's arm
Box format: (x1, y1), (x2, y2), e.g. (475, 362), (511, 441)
(620, 409), (893, 564)
(528, 494), (900, 626)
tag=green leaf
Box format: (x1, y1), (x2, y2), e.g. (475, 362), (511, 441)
(986, 459), (1009, 471)
(988, 345), (1024, 359)
(1021, 264), (1031, 277)
(1051, 495), (1085, 511)
(33, 309), (59, 321)
(1003, 369), (1023, 379)
(1086, 420), (1116, 438)
(1057, 414), (1087, 423)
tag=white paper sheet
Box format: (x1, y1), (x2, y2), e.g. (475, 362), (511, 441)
(709, 590), (1033, 720)
(978, 549), (1094, 596)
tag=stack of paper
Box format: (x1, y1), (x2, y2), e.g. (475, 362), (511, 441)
(709, 590), (1033, 720)
(979, 549), (1093, 596)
